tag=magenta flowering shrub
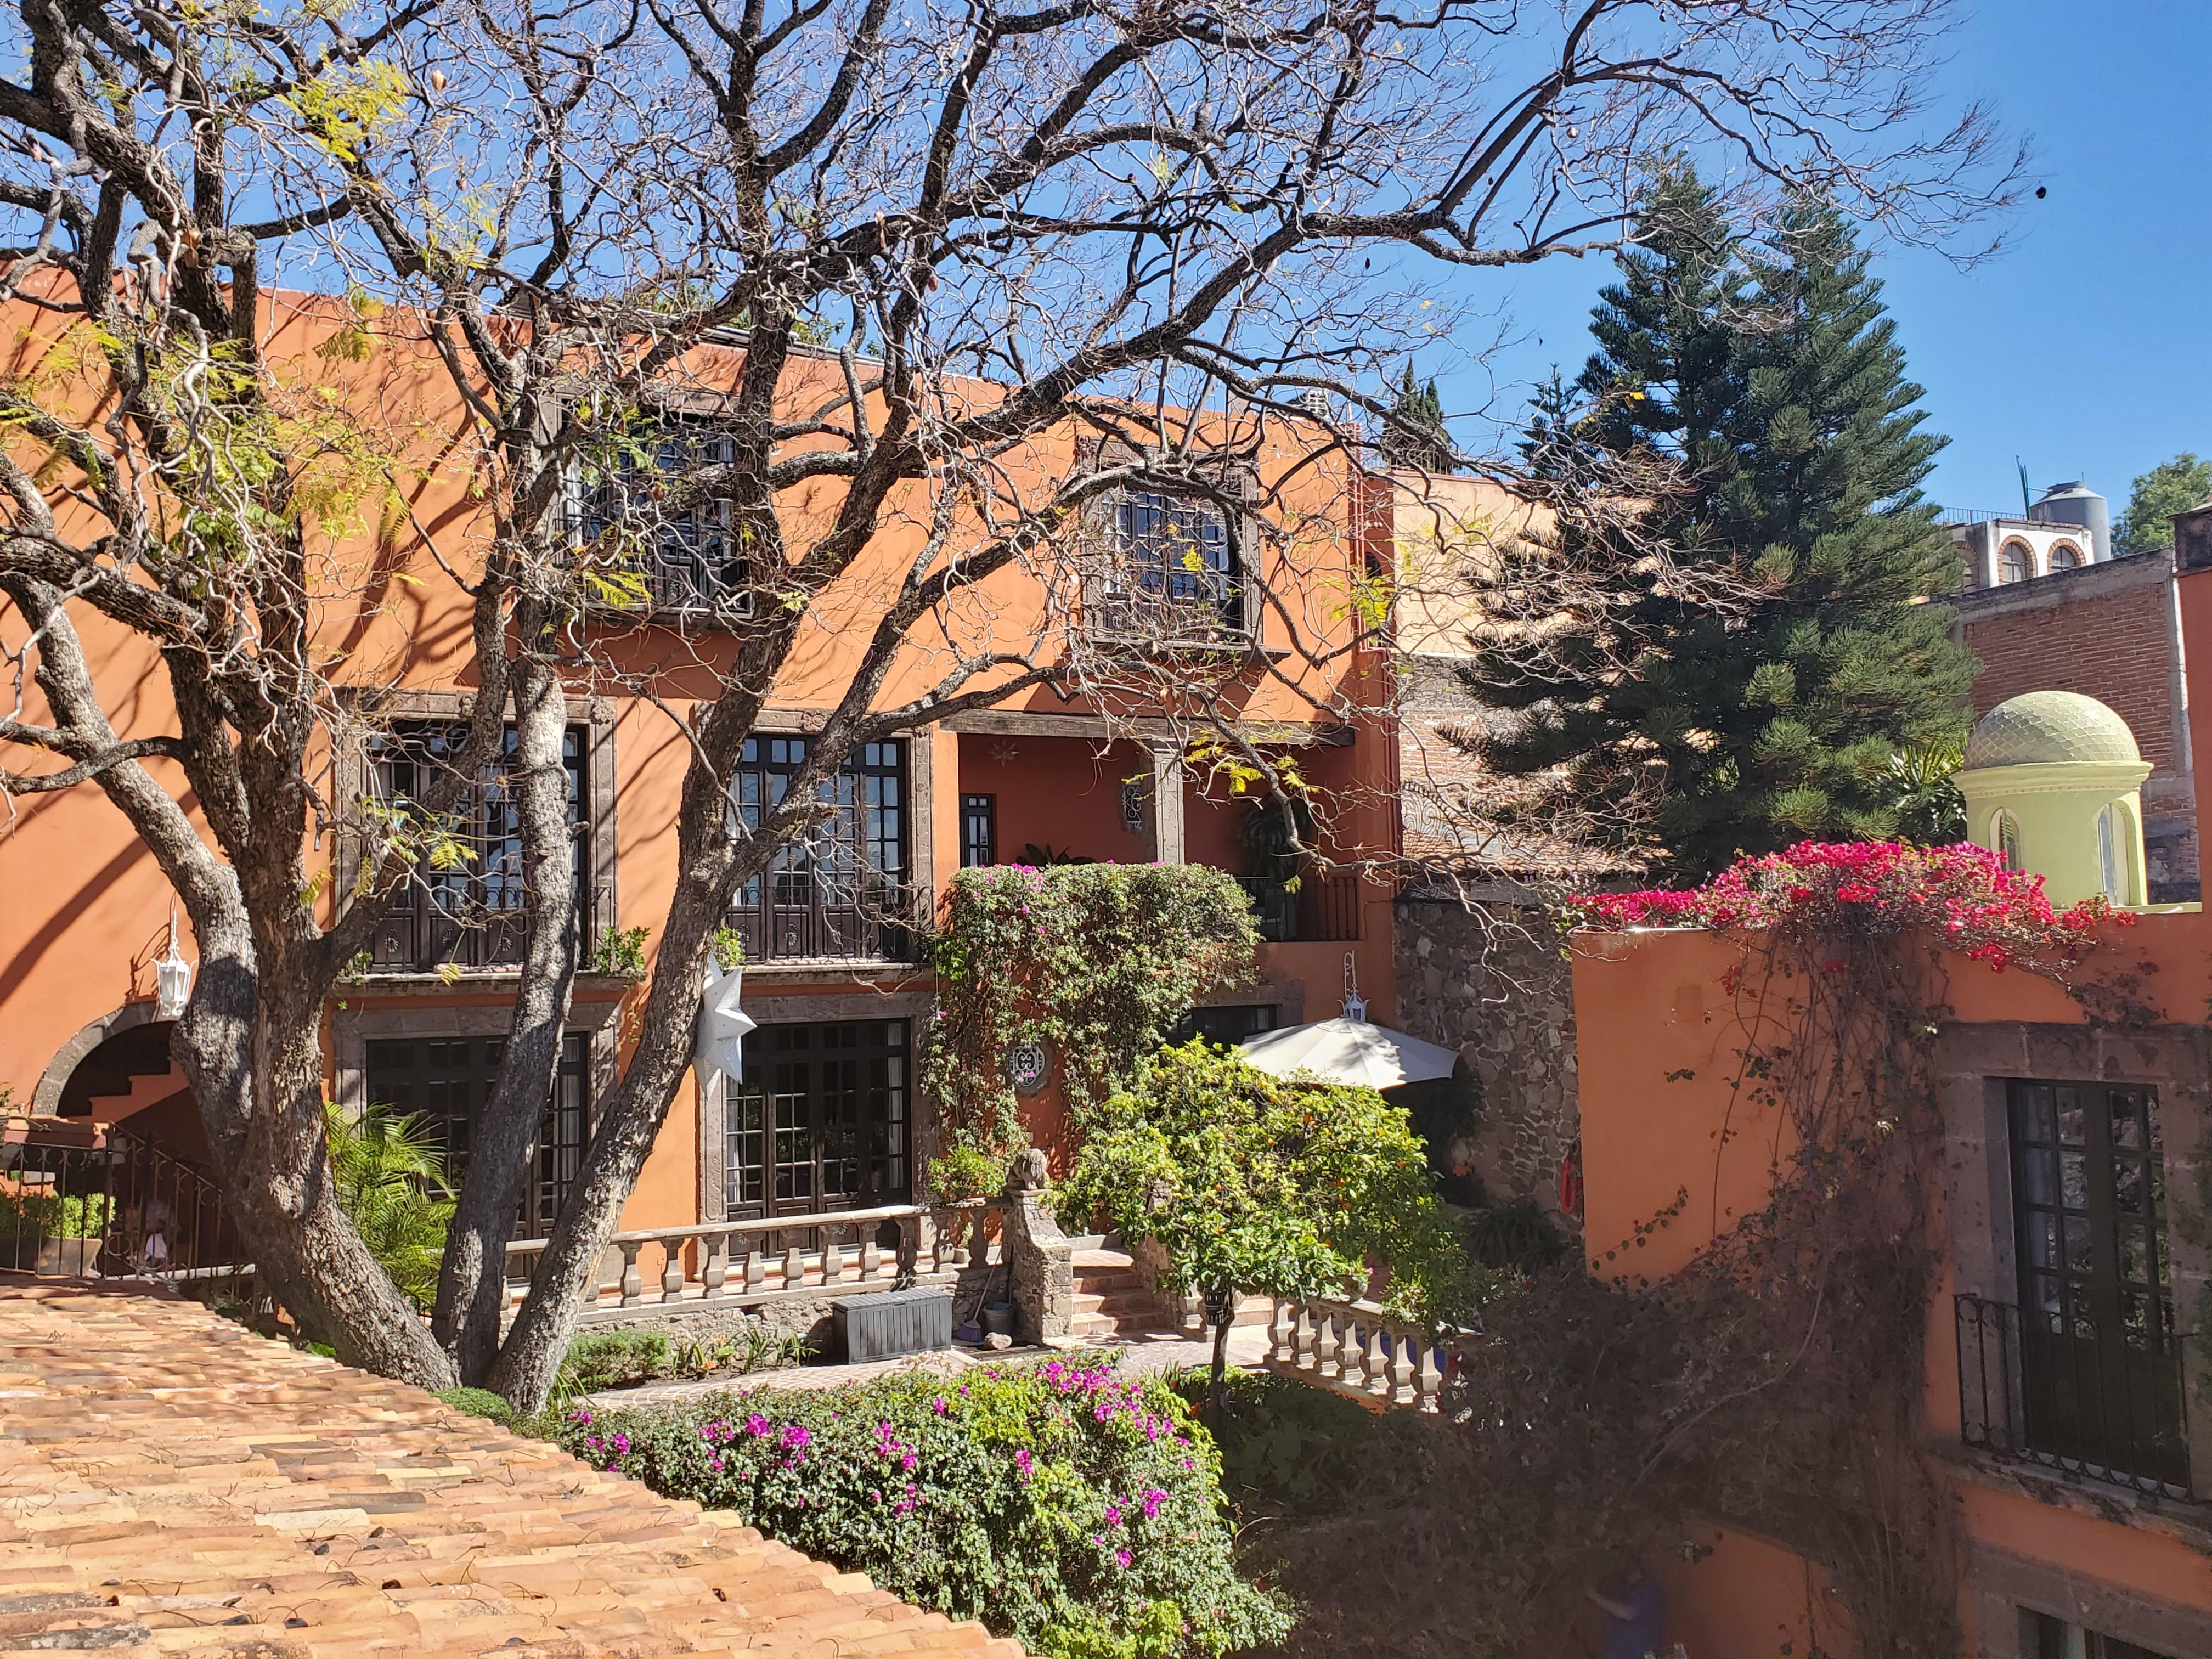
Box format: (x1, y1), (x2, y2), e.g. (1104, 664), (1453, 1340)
(1568, 839), (2134, 972)
(556, 1357), (1290, 1659)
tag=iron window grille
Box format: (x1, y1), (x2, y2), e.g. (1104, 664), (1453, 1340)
(369, 723), (589, 973)
(724, 1020), (911, 1222)
(363, 1032), (589, 1242)
(577, 422), (751, 618)
(725, 736), (912, 962)
(1100, 489), (1243, 637)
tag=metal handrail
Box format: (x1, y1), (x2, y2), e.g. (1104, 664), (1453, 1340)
(1955, 1292), (2193, 1499)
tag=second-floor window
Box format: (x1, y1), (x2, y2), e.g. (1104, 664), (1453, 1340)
(727, 736), (910, 962)
(1109, 489), (1240, 631)
(580, 422), (748, 617)
(370, 723), (588, 972)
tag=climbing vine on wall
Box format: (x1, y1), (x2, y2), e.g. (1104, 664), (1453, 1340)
(1320, 843), (2136, 1659)
(922, 862), (1261, 1171)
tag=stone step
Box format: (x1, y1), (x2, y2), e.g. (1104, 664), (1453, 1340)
(1073, 1289), (1166, 1317)
(1071, 1248), (1136, 1271)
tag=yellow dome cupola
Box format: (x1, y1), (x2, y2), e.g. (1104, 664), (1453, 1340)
(1957, 690), (2151, 907)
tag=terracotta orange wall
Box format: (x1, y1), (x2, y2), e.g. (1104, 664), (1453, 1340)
(1661, 1523), (1845, 1659)
(1571, 905), (2212, 1655)
(958, 735), (1152, 865)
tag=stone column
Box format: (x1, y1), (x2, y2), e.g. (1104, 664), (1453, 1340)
(999, 1150), (1075, 1344)
(1146, 742), (1185, 865)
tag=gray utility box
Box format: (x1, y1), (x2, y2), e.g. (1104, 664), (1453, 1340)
(834, 1286), (954, 1363)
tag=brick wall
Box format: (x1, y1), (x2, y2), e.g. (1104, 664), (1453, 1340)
(1954, 554), (2199, 900)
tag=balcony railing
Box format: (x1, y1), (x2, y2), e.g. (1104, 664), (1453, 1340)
(1266, 1295), (1473, 1412)
(1235, 873), (1362, 943)
(724, 874), (916, 963)
(1955, 1293), (2193, 1497)
(2, 1112), (249, 1290)
(504, 1200), (1005, 1327)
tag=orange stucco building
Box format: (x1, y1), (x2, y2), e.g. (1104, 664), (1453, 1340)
(1566, 557), (2212, 1656)
(0, 295), (1398, 1246)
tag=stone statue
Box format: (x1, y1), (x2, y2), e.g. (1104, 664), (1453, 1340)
(1005, 1146), (1050, 1194)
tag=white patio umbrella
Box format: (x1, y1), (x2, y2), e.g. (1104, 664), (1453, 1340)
(1238, 1017), (1460, 1091)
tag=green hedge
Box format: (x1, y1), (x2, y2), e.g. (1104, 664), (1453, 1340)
(558, 1358), (1291, 1659)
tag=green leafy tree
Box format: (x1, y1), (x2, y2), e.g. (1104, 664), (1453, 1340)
(2115, 453), (2212, 555)
(1469, 173), (1975, 879)
(1057, 1042), (1466, 1414)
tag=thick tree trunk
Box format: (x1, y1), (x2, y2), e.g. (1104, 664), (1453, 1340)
(487, 859), (727, 1411)
(433, 655), (581, 1385)
(176, 934), (458, 1388)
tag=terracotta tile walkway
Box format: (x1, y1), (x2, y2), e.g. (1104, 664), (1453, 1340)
(0, 1283), (1026, 1658)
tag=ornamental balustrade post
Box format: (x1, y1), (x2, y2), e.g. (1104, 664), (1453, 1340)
(618, 1241), (645, 1307)
(661, 1239), (686, 1302)
(823, 1226), (846, 1286)
(703, 1235), (727, 1300)
(782, 1240), (805, 1290)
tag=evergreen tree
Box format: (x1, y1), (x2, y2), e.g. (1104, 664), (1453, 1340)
(1382, 362), (1456, 471)
(1468, 173), (1974, 880)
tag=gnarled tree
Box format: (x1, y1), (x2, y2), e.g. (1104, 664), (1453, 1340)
(0, 0), (2018, 1406)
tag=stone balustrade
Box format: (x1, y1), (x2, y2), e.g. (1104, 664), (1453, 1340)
(1266, 1295), (1469, 1412)
(504, 1200), (1007, 1325)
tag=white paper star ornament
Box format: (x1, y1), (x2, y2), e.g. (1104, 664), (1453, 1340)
(695, 960), (757, 1092)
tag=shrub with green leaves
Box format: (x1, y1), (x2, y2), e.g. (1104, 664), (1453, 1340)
(558, 1358), (1291, 1659)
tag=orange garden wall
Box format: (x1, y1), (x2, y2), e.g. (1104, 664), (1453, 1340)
(1570, 892), (2212, 1659)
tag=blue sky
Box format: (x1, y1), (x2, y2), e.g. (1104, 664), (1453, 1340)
(1441, 0), (2212, 520)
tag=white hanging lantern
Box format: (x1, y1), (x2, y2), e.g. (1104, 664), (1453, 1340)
(154, 908), (193, 1019)
(695, 958), (756, 1096)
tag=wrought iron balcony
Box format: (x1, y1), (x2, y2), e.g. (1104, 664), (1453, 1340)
(724, 872), (917, 964)
(1234, 873), (1362, 943)
(1955, 1293), (2192, 1498)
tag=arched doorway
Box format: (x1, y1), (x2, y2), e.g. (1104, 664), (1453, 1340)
(31, 1006), (207, 1169)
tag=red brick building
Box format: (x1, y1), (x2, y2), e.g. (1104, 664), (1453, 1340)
(1950, 548), (2198, 901)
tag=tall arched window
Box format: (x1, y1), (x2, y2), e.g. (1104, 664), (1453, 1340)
(2097, 806), (2121, 904)
(2049, 541), (2083, 572)
(1994, 811), (2023, 872)
(1998, 541), (2034, 584)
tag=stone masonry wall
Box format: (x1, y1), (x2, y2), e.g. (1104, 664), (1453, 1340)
(1393, 890), (1582, 1232)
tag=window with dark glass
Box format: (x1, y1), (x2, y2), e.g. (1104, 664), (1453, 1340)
(1998, 540), (2034, 584)
(369, 723), (588, 972)
(1111, 490), (1239, 627)
(726, 736), (909, 962)
(2008, 1080), (2185, 1488)
(363, 1032), (588, 1239)
(579, 422), (748, 615)
(1166, 1003), (1279, 1047)
(2024, 1609), (2175, 1659)
(724, 1020), (909, 1219)
(961, 793), (997, 869)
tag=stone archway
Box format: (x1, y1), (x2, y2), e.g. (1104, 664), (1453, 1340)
(29, 1001), (166, 1116)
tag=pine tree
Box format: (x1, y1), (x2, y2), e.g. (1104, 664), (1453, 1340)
(1468, 173), (1974, 881)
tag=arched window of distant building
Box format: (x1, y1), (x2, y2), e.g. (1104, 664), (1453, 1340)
(2050, 541), (2083, 571)
(1998, 540), (2034, 584)
(1994, 810), (2023, 872)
